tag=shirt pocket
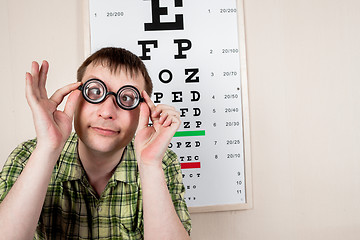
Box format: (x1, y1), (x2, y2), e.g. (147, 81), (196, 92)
(108, 182), (144, 236)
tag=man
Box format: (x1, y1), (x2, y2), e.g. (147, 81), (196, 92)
(0, 47), (191, 239)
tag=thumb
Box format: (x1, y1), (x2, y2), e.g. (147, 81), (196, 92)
(64, 89), (81, 119)
(136, 102), (150, 133)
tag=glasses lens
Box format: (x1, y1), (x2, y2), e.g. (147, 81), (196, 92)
(84, 80), (105, 102)
(117, 86), (140, 109)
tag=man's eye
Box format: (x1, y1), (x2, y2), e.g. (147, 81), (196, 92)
(122, 95), (134, 102)
(120, 94), (136, 107)
(87, 87), (102, 99)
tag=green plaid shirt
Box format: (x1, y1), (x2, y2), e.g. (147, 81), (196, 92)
(0, 133), (191, 239)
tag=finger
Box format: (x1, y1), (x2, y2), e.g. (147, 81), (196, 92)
(31, 61), (40, 82)
(158, 112), (168, 124)
(159, 111), (181, 126)
(25, 72), (37, 106)
(136, 102), (151, 133)
(163, 115), (181, 128)
(50, 82), (82, 107)
(154, 106), (180, 124)
(142, 91), (158, 118)
(39, 60), (49, 98)
(30, 61), (41, 96)
(63, 89), (81, 119)
(152, 104), (177, 117)
(158, 110), (179, 123)
(159, 106), (180, 116)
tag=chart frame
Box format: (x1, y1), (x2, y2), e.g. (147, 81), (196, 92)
(81, 0), (252, 213)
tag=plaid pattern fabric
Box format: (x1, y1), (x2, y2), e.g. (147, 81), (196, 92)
(0, 133), (191, 239)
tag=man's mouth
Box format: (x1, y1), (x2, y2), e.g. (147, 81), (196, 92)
(91, 126), (120, 136)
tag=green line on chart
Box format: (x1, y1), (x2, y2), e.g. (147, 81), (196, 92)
(174, 130), (206, 137)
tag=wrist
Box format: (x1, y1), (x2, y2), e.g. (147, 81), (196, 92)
(138, 161), (164, 175)
(33, 144), (63, 164)
(36, 139), (66, 152)
(136, 152), (163, 168)
(138, 162), (167, 190)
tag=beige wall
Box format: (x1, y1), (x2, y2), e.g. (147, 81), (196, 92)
(1, 0), (360, 239)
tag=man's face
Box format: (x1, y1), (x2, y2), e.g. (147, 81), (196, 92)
(74, 63), (146, 155)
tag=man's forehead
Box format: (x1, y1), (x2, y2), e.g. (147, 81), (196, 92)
(86, 62), (142, 78)
(83, 63), (145, 89)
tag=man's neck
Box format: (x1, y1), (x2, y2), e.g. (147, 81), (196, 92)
(77, 140), (125, 196)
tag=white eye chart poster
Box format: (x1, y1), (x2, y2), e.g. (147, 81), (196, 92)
(87, 0), (252, 212)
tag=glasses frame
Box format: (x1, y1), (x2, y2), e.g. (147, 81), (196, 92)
(78, 78), (144, 110)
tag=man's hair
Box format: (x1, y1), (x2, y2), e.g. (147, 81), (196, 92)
(77, 47), (153, 95)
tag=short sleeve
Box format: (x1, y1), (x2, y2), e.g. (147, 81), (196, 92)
(0, 139), (36, 202)
(162, 149), (192, 235)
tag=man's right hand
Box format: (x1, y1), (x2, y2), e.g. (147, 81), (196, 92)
(0, 61), (82, 239)
(25, 61), (81, 153)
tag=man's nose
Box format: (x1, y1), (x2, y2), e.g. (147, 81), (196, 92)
(97, 95), (118, 119)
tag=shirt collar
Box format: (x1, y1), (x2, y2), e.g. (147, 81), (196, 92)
(54, 133), (84, 182)
(112, 141), (139, 185)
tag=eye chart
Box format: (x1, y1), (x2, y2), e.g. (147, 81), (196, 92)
(87, 0), (252, 212)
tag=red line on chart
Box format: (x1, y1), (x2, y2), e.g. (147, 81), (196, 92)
(181, 162), (201, 169)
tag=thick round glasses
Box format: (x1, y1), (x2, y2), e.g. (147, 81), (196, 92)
(78, 79), (144, 110)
